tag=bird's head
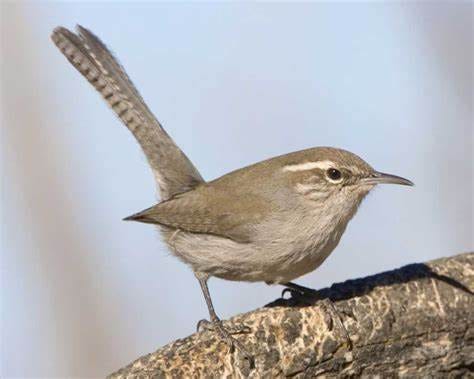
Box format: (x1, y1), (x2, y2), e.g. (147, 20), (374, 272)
(280, 147), (413, 214)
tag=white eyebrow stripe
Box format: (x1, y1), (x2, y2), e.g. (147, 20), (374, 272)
(283, 160), (335, 172)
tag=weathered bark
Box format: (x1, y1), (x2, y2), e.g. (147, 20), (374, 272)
(109, 253), (473, 378)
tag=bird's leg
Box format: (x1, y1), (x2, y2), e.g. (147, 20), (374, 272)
(195, 278), (251, 335)
(195, 275), (253, 365)
(281, 282), (352, 349)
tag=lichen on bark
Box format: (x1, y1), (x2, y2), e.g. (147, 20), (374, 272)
(109, 253), (473, 378)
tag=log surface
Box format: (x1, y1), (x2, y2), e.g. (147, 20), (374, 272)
(109, 252), (473, 378)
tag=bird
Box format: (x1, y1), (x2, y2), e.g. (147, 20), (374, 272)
(51, 25), (413, 362)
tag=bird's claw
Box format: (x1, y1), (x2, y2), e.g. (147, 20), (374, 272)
(196, 319), (254, 368)
(196, 319), (251, 335)
(196, 318), (212, 332)
(281, 287), (318, 302)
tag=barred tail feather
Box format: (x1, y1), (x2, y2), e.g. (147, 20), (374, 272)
(51, 25), (204, 199)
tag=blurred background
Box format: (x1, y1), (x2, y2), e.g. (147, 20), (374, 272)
(1, 2), (472, 377)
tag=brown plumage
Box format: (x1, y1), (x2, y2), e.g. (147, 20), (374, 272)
(52, 25), (413, 363)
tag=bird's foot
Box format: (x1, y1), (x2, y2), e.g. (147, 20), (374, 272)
(281, 282), (320, 301)
(196, 318), (251, 335)
(281, 286), (312, 302)
(282, 283), (352, 350)
(196, 318), (254, 367)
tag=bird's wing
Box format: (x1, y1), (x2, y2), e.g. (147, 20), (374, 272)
(124, 185), (271, 243)
(51, 25), (204, 199)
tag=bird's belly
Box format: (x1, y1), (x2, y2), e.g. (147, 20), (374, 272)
(165, 231), (273, 282)
(270, 243), (335, 283)
(163, 227), (341, 284)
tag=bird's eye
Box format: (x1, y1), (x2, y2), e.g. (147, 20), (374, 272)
(326, 168), (342, 182)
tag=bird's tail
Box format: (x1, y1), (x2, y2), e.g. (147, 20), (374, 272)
(51, 25), (204, 199)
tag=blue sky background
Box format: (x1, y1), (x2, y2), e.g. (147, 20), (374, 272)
(1, 2), (472, 377)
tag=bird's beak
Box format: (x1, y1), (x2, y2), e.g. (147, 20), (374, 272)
(362, 171), (414, 186)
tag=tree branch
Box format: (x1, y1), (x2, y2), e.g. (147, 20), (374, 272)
(109, 252), (473, 377)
